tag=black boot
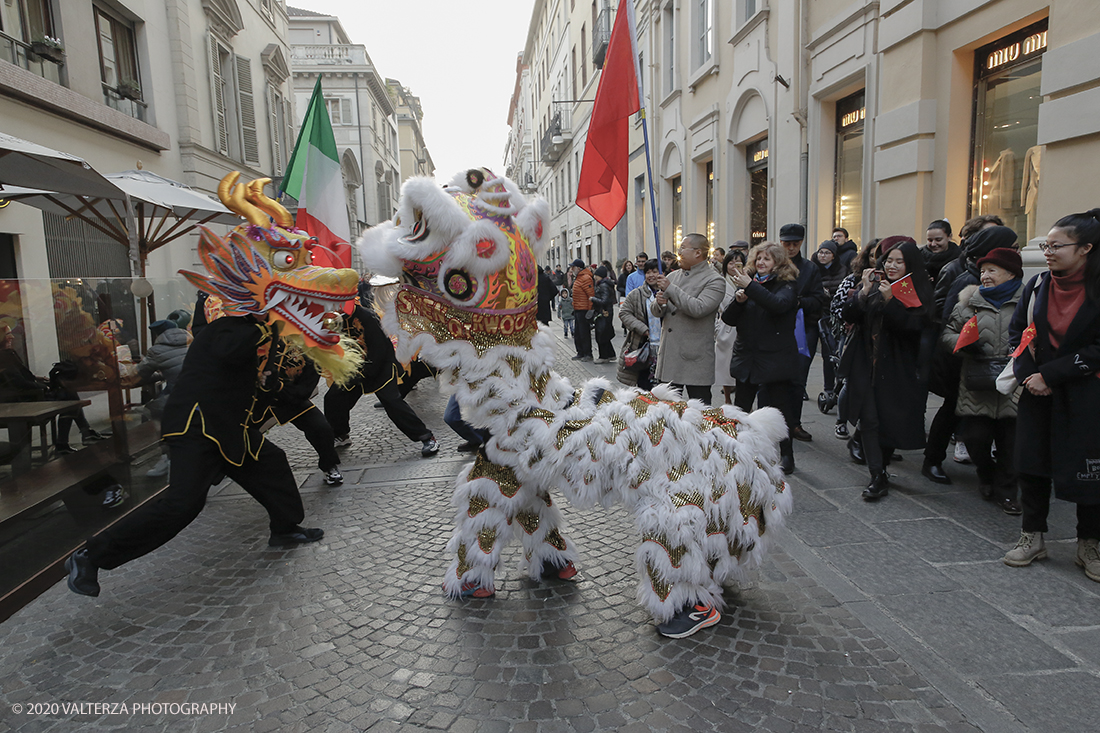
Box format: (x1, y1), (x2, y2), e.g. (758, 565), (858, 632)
(847, 434), (866, 465)
(862, 471), (889, 501)
(779, 439), (795, 475)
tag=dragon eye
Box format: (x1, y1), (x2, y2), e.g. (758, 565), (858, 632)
(273, 252), (296, 270)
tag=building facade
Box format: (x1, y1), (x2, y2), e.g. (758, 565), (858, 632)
(387, 78), (434, 182)
(514, 0), (1100, 267)
(287, 6), (400, 243)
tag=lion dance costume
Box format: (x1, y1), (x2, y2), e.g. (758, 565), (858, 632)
(361, 168), (793, 632)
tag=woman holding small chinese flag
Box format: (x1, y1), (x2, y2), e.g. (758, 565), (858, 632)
(840, 238), (934, 500)
(941, 248), (1024, 514)
(1004, 210), (1100, 583)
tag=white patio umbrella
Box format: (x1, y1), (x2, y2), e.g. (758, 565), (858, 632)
(0, 131), (124, 200)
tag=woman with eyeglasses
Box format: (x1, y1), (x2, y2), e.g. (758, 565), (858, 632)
(1003, 209), (1100, 584)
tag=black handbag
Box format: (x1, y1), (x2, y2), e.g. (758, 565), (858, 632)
(963, 356), (1010, 392)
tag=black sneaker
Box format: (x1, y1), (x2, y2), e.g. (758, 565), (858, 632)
(268, 527), (324, 547)
(65, 549), (100, 597)
(656, 603), (721, 638)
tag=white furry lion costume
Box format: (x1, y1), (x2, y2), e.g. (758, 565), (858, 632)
(360, 168), (792, 625)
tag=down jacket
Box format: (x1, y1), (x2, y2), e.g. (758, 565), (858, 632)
(941, 283), (1021, 419)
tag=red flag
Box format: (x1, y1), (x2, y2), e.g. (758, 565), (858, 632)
(575, 1), (641, 230)
(1011, 323), (1037, 358)
(953, 316), (980, 352)
(890, 274), (923, 308)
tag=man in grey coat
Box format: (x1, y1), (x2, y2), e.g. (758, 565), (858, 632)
(651, 234), (726, 404)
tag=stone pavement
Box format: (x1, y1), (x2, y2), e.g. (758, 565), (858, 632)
(1, 323), (1098, 732)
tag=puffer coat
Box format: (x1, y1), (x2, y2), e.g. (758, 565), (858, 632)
(941, 283), (1022, 419)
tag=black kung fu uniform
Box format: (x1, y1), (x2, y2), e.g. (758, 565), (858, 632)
(323, 305), (433, 442)
(253, 338), (339, 473)
(85, 316), (308, 569)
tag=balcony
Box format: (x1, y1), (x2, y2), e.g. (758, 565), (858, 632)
(540, 110), (572, 164)
(0, 31), (62, 86)
(593, 5), (611, 70)
(290, 44), (368, 67)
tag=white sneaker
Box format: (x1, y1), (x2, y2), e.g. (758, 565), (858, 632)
(334, 435), (353, 448)
(146, 455), (170, 477)
(323, 467), (343, 486)
(953, 441), (972, 464)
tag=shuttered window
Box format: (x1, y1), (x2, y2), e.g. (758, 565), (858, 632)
(236, 56), (259, 166)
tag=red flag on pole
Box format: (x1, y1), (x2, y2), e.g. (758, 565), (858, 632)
(575, 1), (641, 231)
(1011, 323), (1037, 358)
(953, 316), (980, 352)
(890, 274), (923, 308)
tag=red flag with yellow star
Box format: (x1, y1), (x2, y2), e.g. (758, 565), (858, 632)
(1011, 324), (1037, 358)
(890, 274), (922, 308)
(954, 316), (980, 352)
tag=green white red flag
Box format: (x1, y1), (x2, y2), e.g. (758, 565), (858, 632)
(280, 77), (350, 269)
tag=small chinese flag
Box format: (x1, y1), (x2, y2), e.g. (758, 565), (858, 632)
(954, 316), (980, 353)
(890, 274), (923, 308)
(1011, 323), (1037, 358)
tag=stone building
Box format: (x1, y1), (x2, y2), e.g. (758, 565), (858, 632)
(287, 5), (400, 242)
(387, 78), (434, 181)
(513, 0), (1100, 266)
(0, 0), (296, 285)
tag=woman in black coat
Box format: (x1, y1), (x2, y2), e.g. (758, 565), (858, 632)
(840, 238), (933, 500)
(1003, 209), (1100, 582)
(721, 242), (800, 474)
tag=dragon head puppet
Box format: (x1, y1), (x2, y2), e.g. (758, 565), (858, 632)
(359, 168), (549, 363)
(181, 172), (363, 384)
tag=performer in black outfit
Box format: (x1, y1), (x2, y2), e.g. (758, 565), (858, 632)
(65, 314), (324, 597)
(324, 304), (440, 457)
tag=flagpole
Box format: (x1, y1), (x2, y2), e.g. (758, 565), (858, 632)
(639, 108), (662, 273)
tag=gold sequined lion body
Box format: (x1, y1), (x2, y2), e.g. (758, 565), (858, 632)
(360, 168), (792, 625)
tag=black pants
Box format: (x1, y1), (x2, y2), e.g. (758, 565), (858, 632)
(594, 314), (616, 360)
(855, 386), (893, 476)
(758, 381), (798, 457)
(85, 432), (305, 569)
(573, 310), (593, 358)
(291, 405), (339, 472)
(324, 379), (431, 443)
(1019, 473), (1100, 540)
(925, 387), (960, 465)
(958, 416), (1016, 500)
(668, 383), (712, 405)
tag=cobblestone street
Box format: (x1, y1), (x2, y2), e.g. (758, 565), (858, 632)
(1, 327), (1098, 732)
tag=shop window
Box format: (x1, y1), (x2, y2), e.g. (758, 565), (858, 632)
(747, 138), (768, 245)
(969, 20), (1048, 243)
(835, 90), (865, 247)
(671, 175), (682, 247)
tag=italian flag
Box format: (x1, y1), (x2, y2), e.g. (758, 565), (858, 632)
(281, 77), (351, 269)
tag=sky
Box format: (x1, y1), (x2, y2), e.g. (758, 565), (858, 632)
(294, 0), (538, 183)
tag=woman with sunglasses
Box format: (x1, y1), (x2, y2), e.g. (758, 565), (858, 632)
(1003, 210), (1100, 583)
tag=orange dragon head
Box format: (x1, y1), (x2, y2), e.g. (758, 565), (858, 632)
(359, 168), (549, 362)
(180, 172), (363, 383)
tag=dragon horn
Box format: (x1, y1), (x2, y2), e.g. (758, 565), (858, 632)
(217, 171), (268, 227)
(247, 178), (293, 228)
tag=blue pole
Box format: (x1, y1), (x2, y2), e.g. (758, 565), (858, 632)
(640, 109), (663, 273)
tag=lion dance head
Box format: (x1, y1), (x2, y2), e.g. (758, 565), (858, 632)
(359, 168), (549, 363)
